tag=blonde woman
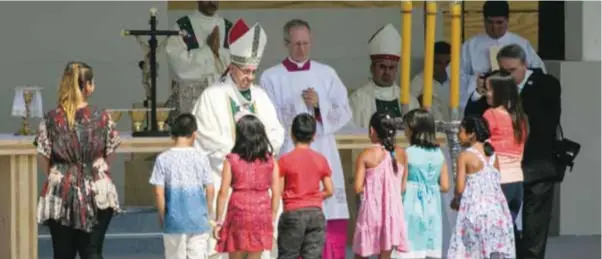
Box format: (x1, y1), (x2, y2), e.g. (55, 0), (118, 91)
(34, 61), (121, 259)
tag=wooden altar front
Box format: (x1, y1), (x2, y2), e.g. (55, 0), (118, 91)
(0, 129), (446, 258)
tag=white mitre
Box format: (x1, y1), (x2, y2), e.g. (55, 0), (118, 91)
(368, 23), (401, 61)
(227, 18), (267, 67)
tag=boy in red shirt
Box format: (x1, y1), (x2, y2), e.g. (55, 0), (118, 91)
(277, 113), (334, 259)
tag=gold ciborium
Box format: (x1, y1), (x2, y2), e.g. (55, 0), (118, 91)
(156, 108), (172, 132)
(129, 109), (147, 132)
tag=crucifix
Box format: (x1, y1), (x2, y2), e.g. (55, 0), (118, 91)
(121, 7), (184, 137)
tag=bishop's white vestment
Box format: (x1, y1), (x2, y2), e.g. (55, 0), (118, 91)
(260, 59), (351, 221)
(191, 76), (284, 259)
(349, 81), (420, 128)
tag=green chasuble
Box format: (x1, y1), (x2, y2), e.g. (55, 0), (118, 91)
(375, 98), (402, 117)
(229, 89), (256, 123)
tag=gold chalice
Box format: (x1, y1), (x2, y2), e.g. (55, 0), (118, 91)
(129, 109), (147, 132)
(156, 108), (171, 132)
(108, 110), (123, 124)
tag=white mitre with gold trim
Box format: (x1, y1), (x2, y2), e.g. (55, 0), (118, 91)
(368, 23), (401, 61)
(227, 18), (267, 68)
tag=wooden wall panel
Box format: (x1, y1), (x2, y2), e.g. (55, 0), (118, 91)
(442, 1), (539, 51)
(463, 1), (538, 12)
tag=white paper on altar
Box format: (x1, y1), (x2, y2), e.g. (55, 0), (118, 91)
(11, 86), (43, 118)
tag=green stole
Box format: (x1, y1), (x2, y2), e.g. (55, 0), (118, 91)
(375, 99), (402, 117)
(229, 89), (255, 123)
(176, 16), (233, 51)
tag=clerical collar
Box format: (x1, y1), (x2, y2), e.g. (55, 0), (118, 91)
(517, 69), (534, 92)
(282, 57), (310, 72)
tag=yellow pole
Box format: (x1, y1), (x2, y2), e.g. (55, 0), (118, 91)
(449, 2), (461, 110)
(422, 1), (437, 109)
(400, 1), (413, 109)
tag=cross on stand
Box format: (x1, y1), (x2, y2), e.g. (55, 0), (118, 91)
(121, 7), (183, 137)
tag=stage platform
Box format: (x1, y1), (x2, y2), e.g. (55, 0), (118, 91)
(37, 210), (600, 259)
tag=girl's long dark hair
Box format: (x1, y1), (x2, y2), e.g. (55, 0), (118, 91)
(488, 70), (529, 143)
(369, 111), (399, 173)
(403, 108), (439, 149)
(461, 116), (495, 157)
(230, 115), (273, 162)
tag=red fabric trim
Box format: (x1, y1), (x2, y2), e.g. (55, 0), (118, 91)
(282, 58), (311, 72)
(228, 19), (250, 45)
(370, 54), (400, 61)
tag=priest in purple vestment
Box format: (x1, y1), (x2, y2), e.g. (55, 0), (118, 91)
(260, 19), (351, 259)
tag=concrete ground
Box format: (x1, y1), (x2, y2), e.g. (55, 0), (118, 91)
(38, 212), (600, 259)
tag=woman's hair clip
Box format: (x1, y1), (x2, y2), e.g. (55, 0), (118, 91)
(385, 114), (391, 119)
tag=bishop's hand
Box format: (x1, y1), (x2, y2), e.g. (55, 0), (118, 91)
(206, 26), (220, 57)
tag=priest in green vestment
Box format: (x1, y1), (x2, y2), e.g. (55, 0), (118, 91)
(348, 23), (419, 128)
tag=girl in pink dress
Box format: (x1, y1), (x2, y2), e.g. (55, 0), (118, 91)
(353, 111), (409, 258)
(214, 115), (281, 259)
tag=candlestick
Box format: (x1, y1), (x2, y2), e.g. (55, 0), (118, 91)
(400, 1), (413, 113)
(422, 1), (437, 109)
(449, 2), (462, 110)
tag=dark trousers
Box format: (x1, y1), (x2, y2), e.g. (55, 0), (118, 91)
(501, 182), (524, 256)
(520, 181), (555, 259)
(49, 209), (113, 259)
(277, 207), (326, 259)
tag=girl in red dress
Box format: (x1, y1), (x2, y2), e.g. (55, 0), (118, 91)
(214, 114), (281, 259)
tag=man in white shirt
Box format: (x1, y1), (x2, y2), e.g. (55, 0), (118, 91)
(410, 41), (452, 121)
(165, 1), (232, 121)
(191, 18), (284, 259)
(260, 19), (351, 259)
(459, 0), (546, 112)
(349, 23), (419, 128)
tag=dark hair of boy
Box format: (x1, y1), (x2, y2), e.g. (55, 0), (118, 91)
(170, 113), (197, 138)
(291, 113), (317, 144)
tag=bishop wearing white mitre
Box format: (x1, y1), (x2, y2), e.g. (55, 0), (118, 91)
(459, 0), (545, 111)
(191, 18), (284, 259)
(166, 1), (231, 82)
(349, 23), (419, 128)
(260, 19), (352, 256)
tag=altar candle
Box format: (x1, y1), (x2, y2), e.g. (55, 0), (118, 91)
(400, 1), (413, 105)
(422, 1), (437, 109)
(449, 2), (462, 109)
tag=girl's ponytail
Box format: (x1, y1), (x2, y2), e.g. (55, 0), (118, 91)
(58, 62), (85, 128)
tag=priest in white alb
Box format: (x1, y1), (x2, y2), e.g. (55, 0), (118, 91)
(260, 19), (350, 259)
(349, 23), (419, 128)
(166, 1), (232, 121)
(410, 41), (451, 121)
(458, 0), (546, 111)
(191, 18), (284, 259)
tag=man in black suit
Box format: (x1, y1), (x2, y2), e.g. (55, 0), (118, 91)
(464, 44), (561, 259)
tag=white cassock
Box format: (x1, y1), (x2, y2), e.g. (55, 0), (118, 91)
(349, 23), (419, 128)
(410, 71), (451, 121)
(261, 59), (351, 221)
(349, 81), (419, 128)
(457, 32), (546, 111)
(191, 19), (284, 259)
(166, 11), (230, 84)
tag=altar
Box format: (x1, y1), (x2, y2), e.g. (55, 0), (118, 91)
(0, 129), (446, 258)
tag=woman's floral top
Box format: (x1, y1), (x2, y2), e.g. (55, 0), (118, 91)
(34, 105), (121, 232)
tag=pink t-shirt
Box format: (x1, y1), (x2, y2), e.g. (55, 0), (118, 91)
(483, 108), (526, 157)
(483, 107), (526, 183)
